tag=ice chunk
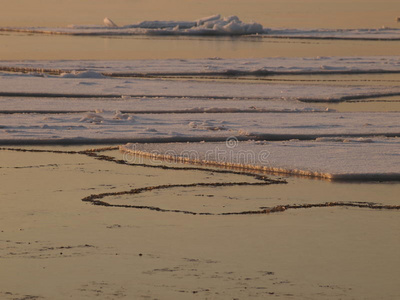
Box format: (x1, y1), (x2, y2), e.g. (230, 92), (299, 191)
(197, 15), (263, 35)
(104, 17), (118, 28)
(196, 14), (221, 26)
(79, 113), (104, 124)
(113, 110), (130, 120)
(60, 71), (106, 79)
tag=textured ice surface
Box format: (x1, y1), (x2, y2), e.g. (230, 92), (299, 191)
(1, 111), (399, 143)
(1, 73), (400, 102)
(0, 97), (327, 113)
(1, 58), (400, 181)
(1, 58), (400, 144)
(120, 138), (400, 181)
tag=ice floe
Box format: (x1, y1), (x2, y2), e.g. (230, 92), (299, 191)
(0, 97), (327, 113)
(1, 57), (399, 183)
(1, 111), (399, 144)
(1, 72), (400, 102)
(1, 57), (400, 77)
(120, 138), (400, 181)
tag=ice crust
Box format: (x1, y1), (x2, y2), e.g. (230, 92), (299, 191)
(120, 138), (400, 181)
(0, 97), (326, 113)
(1, 72), (400, 102)
(1, 15), (399, 39)
(1, 111), (399, 143)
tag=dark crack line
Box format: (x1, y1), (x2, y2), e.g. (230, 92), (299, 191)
(82, 181), (400, 216)
(2, 91), (400, 103)
(0, 147), (81, 154)
(0, 163), (59, 169)
(2, 133), (400, 146)
(0, 110), (331, 115)
(3, 65), (400, 77)
(299, 91), (400, 103)
(0, 91), (263, 101)
(347, 99), (400, 103)
(81, 181), (277, 215)
(228, 202), (400, 215)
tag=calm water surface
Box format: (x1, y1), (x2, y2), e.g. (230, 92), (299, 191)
(1, 0), (400, 60)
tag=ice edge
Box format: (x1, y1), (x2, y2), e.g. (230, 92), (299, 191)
(119, 145), (400, 182)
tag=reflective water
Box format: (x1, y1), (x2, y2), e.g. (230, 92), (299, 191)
(1, 0), (400, 28)
(1, 146), (399, 299)
(2, 33), (400, 60)
(1, 0), (400, 60)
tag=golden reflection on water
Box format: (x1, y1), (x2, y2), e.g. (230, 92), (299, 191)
(1, 33), (400, 60)
(1, 147), (399, 299)
(1, 0), (400, 60)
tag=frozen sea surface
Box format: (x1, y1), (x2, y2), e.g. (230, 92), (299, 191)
(1, 58), (399, 180)
(2, 61), (400, 103)
(1, 56), (400, 76)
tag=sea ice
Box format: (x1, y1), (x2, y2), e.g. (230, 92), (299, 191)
(1, 57), (399, 77)
(1, 72), (400, 102)
(120, 138), (400, 181)
(1, 111), (399, 143)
